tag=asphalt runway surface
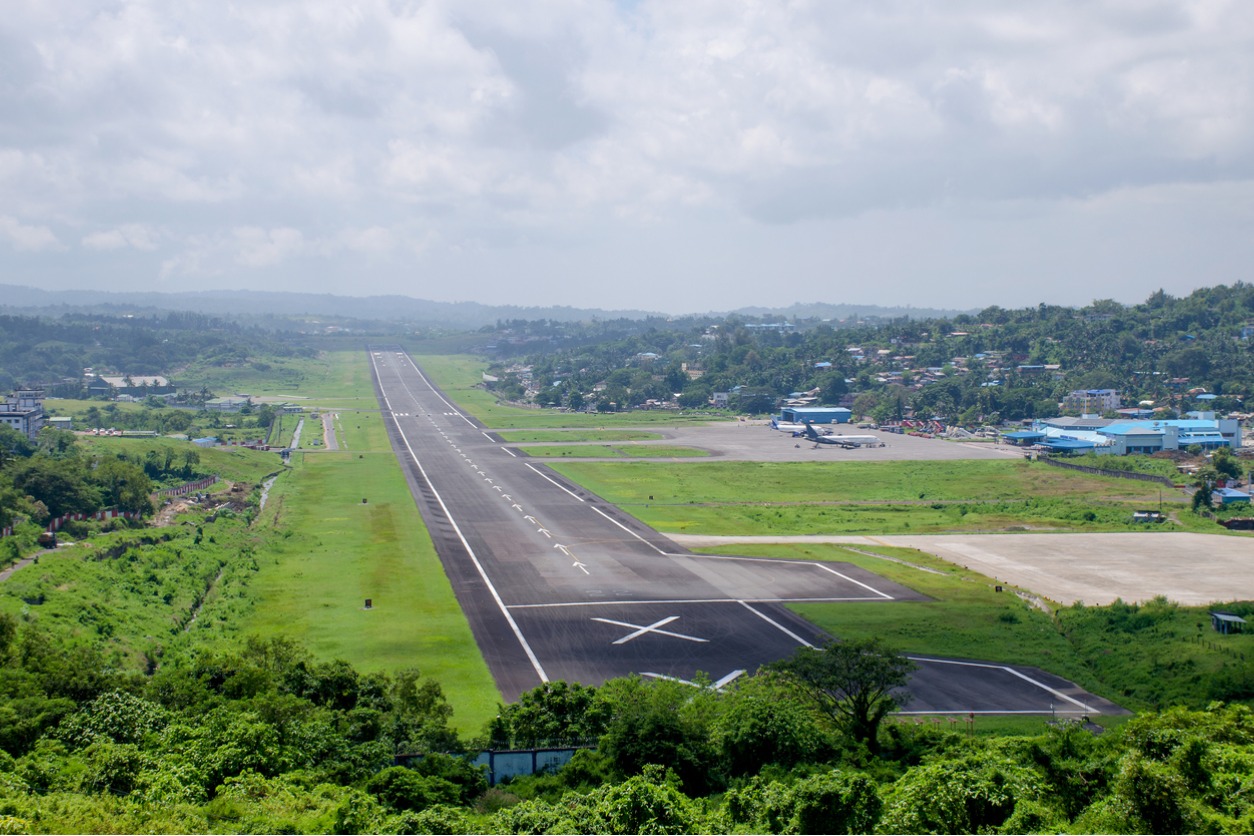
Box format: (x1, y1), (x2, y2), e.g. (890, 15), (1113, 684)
(370, 349), (1124, 714)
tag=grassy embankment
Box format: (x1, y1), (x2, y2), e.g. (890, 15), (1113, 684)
(0, 442), (281, 669)
(9, 350), (498, 732)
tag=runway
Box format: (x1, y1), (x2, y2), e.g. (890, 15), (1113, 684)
(370, 348), (1124, 716)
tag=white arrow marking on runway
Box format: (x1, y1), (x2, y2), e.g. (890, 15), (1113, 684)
(524, 515), (538, 524)
(572, 561), (590, 575)
(483, 477), (492, 483)
(538, 528), (551, 538)
(511, 504), (523, 511)
(554, 544), (572, 556)
(494, 485), (502, 491)
(592, 616), (708, 645)
(502, 494), (512, 501)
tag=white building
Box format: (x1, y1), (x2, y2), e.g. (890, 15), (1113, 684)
(0, 390), (46, 440)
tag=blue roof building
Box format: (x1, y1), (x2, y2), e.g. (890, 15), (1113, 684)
(1214, 488), (1252, 505)
(1025, 416), (1241, 456)
(780, 406), (852, 424)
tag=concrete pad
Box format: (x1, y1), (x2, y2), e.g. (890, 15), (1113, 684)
(669, 532), (1254, 606)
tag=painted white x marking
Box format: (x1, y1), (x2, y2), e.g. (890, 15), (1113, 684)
(591, 616), (709, 645)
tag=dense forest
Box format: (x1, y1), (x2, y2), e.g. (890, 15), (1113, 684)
(0, 615), (1252, 834)
(0, 312), (308, 395)
(489, 284), (1254, 423)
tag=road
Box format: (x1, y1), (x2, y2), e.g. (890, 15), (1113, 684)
(370, 348), (1124, 716)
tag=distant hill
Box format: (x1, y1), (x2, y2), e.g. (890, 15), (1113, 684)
(727, 302), (974, 320)
(0, 284), (966, 328)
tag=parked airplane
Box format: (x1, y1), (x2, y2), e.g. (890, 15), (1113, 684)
(802, 422), (881, 448)
(770, 418), (812, 433)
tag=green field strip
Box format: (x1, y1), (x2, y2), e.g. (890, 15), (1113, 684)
(247, 452), (500, 732)
(496, 430), (665, 443)
(517, 444), (711, 459)
(414, 354), (729, 429)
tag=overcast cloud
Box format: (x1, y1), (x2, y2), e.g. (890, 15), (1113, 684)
(2, 0), (1251, 313)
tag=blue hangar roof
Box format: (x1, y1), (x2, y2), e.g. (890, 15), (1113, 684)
(1003, 431), (1045, 440)
(1042, 438), (1096, 450)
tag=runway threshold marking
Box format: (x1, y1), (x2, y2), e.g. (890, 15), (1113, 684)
(908, 657), (1089, 709)
(371, 352), (550, 684)
(738, 600), (816, 648)
(592, 615), (709, 645)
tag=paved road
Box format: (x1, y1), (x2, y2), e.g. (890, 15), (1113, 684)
(370, 348), (1124, 715)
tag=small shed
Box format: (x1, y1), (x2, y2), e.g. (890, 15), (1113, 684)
(1211, 612), (1247, 635)
(1214, 488), (1252, 506)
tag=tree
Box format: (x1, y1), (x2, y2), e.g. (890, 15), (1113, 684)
(1209, 446), (1243, 482)
(488, 680), (607, 748)
(769, 638), (914, 752)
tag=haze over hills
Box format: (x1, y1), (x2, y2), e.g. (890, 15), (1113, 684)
(0, 284), (971, 328)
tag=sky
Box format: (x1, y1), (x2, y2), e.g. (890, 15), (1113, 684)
(2, 1), (1253, 315)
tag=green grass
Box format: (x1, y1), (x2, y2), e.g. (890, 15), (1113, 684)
(706, 543), (1100, 685)
(518, 444), (711, 459)
(244, 450), (499, 733)
(45, 398), (149, 423)
(543, 459), (1196, 534)
(693, 541), (1254, 712)
(178, 351), (374, 403)
(78, 436), (283, 486)
(548, 459), (1169, 504)
(414, 354), (730, 429)
(0, 517), (266, 670)
(497, 430), (665, 443)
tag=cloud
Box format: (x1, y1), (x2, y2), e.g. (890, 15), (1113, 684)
(0, 216), (61, 251)
(2, 0), (1253, 310)
(81, 224), (159, 251)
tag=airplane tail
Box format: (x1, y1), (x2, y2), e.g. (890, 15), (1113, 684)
(803, 422), (819, 440)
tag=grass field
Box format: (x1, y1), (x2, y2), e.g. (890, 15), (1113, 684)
(178, 351), (374, 404)
(518, 444), (711, 459)
(545, 458), (1196, 534)
(78, 436), (283, 486)
(496, 430), (665, 443)
(246, 451), (498, 732)
(414, 354), (729, 429)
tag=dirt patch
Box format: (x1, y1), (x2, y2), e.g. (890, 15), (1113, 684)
(153, 482), (254, 526)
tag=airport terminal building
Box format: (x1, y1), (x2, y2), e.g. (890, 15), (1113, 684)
(1004, 413), (1242, 456)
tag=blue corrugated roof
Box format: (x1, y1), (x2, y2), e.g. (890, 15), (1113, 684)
(1043, 438), (1096, 450)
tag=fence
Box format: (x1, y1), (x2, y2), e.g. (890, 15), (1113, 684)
(1037, 457), (1177, 487)
(46, 508), (142, 532)
(396, 746), (593, 786)
(153, 475), (220, 500)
